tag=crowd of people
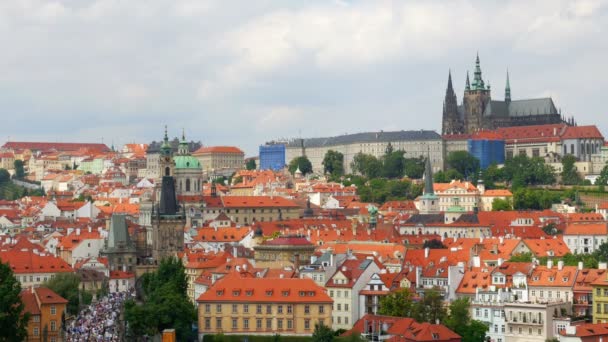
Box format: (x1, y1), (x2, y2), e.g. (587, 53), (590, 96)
(66, 290), (134, 342)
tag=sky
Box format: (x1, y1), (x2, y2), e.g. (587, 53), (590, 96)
(0, 0), (607, 156)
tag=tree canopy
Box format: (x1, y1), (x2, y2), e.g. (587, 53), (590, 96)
(356, 178), (422, 204)
(322, 150), (345, 178)
(13, 160), (25, 179)
(125, 257), (196, 341)
(446, 151), (480, 181)
(288, 156), (313, 175)
(404, 157), (425, 179)
(502, 155), (555, 189)
(312, 322), (334, 342)
(0, 262), (30, 342)
(561, 154), (581, 185)
(351, 153), (383, 178)
(492, 198), (513, 211)
(0, 168), (10, 183)
(245, 159), (256, 170)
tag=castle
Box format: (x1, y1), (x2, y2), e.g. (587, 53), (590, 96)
(442, 55), (572, 135)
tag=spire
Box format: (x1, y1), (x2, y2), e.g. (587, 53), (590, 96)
(181, 128), (186, 141)
(447, 69), (454, 93)
(178, 128), (189, 155)
(505, 70), (511, 103)
(423, 155), (434, 196)
(161, 125), (172, 156)
(472, 53), (485, 90)
(164, 125), (169, 143)
(465, 71), (471, 91)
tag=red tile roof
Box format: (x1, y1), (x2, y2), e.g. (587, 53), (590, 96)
(559, 323), (608, 337)
(263, 236), (313, 246)
(564, 223), (608, 235)
(196, 273), (332, 303)
(523, 238), (570, 257)
(193, 146), (244, 154)
(0, 250), (73, 274)
(221, 196), (298, 208)
(2, 141), (110, 153)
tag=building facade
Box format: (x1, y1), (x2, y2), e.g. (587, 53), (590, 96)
(285, 130), (444, 174)
(197, 274), (333, 336)
(193, 146), (245, 176)
(259, 143), (286, 171)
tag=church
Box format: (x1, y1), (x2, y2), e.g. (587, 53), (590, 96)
(442, 55), (571, 135)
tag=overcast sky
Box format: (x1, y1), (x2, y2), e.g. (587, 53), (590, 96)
(0, 0), (607, 156)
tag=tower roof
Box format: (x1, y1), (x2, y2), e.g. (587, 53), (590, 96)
(465, 71), (470, 91)
(107, 214), (134, 250)
(505, 70), (511, 102)
(423, 156), (435, 197)
(472, 54), (485, 90)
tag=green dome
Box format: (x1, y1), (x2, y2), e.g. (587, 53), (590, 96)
(174, 155), (201, 169)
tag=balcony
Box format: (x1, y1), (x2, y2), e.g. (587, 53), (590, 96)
(508, 317), (543, 325)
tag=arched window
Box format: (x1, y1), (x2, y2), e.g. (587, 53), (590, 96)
(165, 167), (170, 176)
(186, 179), (191, 192)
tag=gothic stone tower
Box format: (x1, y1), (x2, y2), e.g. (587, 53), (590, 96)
(441, 70), (464, 134)
(463, 54), (491, 133)
(151, 126), (185, 261)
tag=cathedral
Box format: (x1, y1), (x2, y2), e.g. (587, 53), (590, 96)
(442, 55), (571, 135)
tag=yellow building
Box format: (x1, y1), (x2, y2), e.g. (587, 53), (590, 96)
(254, 236), (316, 269)
(192, 146), (244, 175)
(592, 274), (608, 323)
(20, 287), (68, 342)
(203, 196), (300, 225)
(197, 273), (333, 336)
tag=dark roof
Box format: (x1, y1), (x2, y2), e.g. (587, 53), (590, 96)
(508, 98), (557, 117)
(146, 138), (201, 154)
(286, 130), (441, 148)
(406, 214), (445, 224)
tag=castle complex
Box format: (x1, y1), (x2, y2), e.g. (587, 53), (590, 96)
(442, 55), (570, 135)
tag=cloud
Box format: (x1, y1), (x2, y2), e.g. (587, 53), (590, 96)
(0, 0), (606, 155)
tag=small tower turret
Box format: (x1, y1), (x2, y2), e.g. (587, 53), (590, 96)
(505, 70), (511, 103)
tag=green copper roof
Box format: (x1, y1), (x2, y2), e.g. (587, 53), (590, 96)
(174, 155), (201, 169)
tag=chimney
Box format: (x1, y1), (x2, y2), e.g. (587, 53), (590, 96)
(499, 236), (504, 244)
(88, 226), (92, 233)
(424, 247), (430, 259)
(600, 262), (608, 270)
(558, 260), (564, 271)
(330, 253), (334, 267)
(233, 246), (238, 257)
(578, 261), (584, 270)
(497, 258), (504, 266)
(342, 265), (347, 272)
(294, 253), (300, 274)
(76, 228), (81, 236)
(547, 259), (553, 269)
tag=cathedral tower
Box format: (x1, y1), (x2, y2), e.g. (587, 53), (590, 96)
(152, 126), (186, 261)
(419, 156), (439, 215)
(463, 54), (492, 132)
(441, 70), (463, 134)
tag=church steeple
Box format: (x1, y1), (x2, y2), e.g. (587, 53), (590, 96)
(423, 156), (434, 196)
(178, 128), (189, 155)
(505, 70), (511, 103)
(472, 53), (485, 90)
(442, 69), (462, 135)
(161, 125), (172, 157)
(465, 71), (471, 91)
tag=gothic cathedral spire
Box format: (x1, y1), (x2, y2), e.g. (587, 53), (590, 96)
(465, 71), (470, 91)
(505, 70), (511, 103)
(472, 53), (485, 90)
(441, 70), (463, 135)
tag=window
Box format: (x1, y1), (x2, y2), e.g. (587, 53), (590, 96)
(232, 318), (238, 330)
(50, 320), (57, 331)
(266, 305), (272, 314)
(305, 319), (311, 330)
(244, 304), (249, 313)
(319, 305), (325, 314)
(305, 305), (310, 314)
(330, 290), (334, 297)
(287, 320), (293, 329)
(345, 304), (349, 311)
(217, 304), (222, 313)
(257, 319), (262, 330)
(244, 318), (249, 330)
(33, 328), (39, 336)
(266, 319), (272, 329)
(278, 305), (283, 314)
(287, 305), (293, 314)
(278, 319), (283, 329)
(257, 305), (262, 314)
(33, 316), (40, 323)
(50, 305), (56, 315)
(205, 304), (211, 313)
(232, 304), (238, 313)
(337, 304), (341, 311)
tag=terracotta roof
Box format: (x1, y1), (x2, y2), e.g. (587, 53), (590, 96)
(193, 146), (244, 154)
(0, 250), (73, 274)
(195, 227), (251, 243)
(528, 265), (577, 287)
(523, 238), (570, 257)
(567, 213), (605, 222)
(433, 180), (477, 192)
(482, 189), (513, 197)
(20, 290), (41, 315)
(110, 270), (135, 279)
(263, 236), (313, 246)
(564, 223), (608, 235)
(2, 141), (110, 152)
(196, 273), (332, 303)
(456, 268), (493, 294)
(560, 323), (608, 337)
(221, 196), (299, 208)
(574, 268), (606, 292)
(561, 125), (604, 139)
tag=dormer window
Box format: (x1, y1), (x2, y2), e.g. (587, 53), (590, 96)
(548, 277), (554, 282)
(282, 290), (290, 297)
(299, 291), (306, 297)
(216, 290), (224, 296)
(266, 290), (273, 296)
(245, 290), (253, 296)
(232, 290), (240, 296)
(562, 277), (568, 282)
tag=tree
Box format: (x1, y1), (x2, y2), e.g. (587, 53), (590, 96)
(246, 159), (257, 170)
(378, 288), (415, 317)
(312, 321), (334, 342)
(125, 257), (196, 341)
(13, 160), (25, 179)
(509, 253), (533, 262)
(461, 320), (489, 342)
(492, 198), (513, 211)
(447, 151), (480, 181)
(434, 169), (464, 183)
(288, 156), (313, 175)
(0, 262), (30, 341)
(561, 154), (581, 185)
(0, 168), (10, 183)
(403, 157), (425, 179)
(423, 239), (447, 249)
(481, 163), (502, 189)
(596, 163), (608, 187)
(382, 151), (406, 179)
(542, 222), (560, 236)
(445, 298), (488, 342)
(413, 289), (446, 324)
(351, 153), (382, 178)
(502, 155), (555, 189)
(322, 150), (345, 177)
